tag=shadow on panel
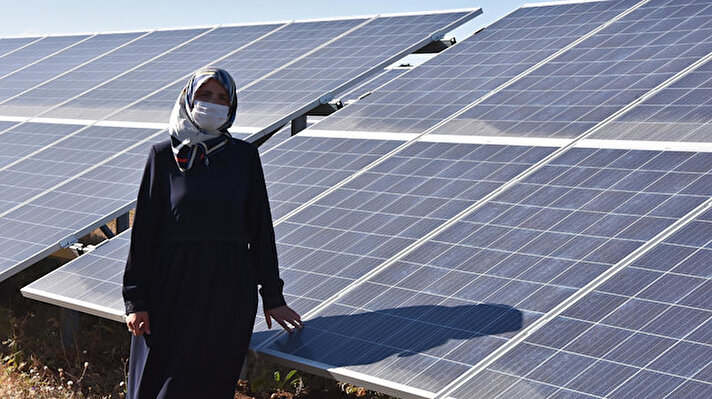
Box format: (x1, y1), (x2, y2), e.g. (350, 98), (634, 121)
(255, 303), (523, 367)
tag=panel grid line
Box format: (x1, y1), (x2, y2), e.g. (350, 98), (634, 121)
(0, 26), (218, 138)
(243, 9), (482, 142)
(251, 9), (712, 395)
(0, 34), (100, 81)
(270, 0), (651, 226)
(0, 23), (296, 173)
(0, 26), (223, 132)
(237, 17), (376, 93)
(0, 129), (165, 244)
(0, 36), (47, 60)
(257, 31), (711, 366)
(435, 196), (712, 398)
(0, 30), (156, 108)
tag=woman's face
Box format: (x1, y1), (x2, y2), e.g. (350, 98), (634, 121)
(194, 78), (230, 106)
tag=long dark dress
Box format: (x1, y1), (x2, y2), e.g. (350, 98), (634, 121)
(122, 137), (286, 399)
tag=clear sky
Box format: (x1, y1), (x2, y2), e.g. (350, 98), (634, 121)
(1, 0), (528, 42)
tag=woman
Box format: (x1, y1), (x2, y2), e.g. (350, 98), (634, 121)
(122, 66), (303, 399)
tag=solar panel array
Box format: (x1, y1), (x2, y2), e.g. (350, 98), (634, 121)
(18, 1), (712, 398)
(0, 10), (477, 282)
(0, 124), (164, 281)
(314, 0), (639, 135)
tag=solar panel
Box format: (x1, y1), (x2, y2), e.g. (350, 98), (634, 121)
(0, 10), (476, 284)
(591, 57), (712, 143)
(0, 32), (146, 101)
(0, 122), (85, 168)
(257, 116), (331, 154)
(0, 125), (164, 281)
(0, 125), (153, 212)
(0, 37), (43, 57)
(262, 134), (404, 220)
(234, 10), (480, 137)
(253, 145), (712, 398)
(108, 19), (367, 123)
(0, 35), (92, 77)
(428, 0), (712, 140)
(16, 130), (400, 317)
(39, 24), (293, 121)
(0, 121), (20, 134)
(248, 136), (555, 354)
(257, 124), (296, 154)
(0, 29), (210, 117)
(22, 230), (131, 321)
(313, 0), (640, 135)
(333, 67), (410, 103)
(454, 198), (712, 399)
(15, 1), (712, 398)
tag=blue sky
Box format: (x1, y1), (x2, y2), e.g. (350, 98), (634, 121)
(2, 0), (527, 41)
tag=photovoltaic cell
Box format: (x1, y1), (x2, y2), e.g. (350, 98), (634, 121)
(260, 146), (712, 397)
(0, 122), (84, 168)
(0, 35), (91, 77)
(313, 0), (638, 135)
(261, 135), (403, 220)
(409, 147), (712, 399)
(333, 68), (410, 102)
(41, 24), (291, 121)
(464, 207), (712, 399)
(17, 132), (397, 317)
(430, 0), (712, 140)
(0, 29), (210, 117)
(0, 121), (19, 133)
(0, 37), (41, 57)
(252, 141), (554, 356)
(0, 126), (163, 281)
(257, 124), (297, 154)
(109, 19), (366, 123)
(592, 56), (712, 142)
(0, 32), (145, 100)
(234, 10), (478, 132)
(22, 230), (131, 321)
(0, 125), (151, 213)
(258, 117), (329, 154)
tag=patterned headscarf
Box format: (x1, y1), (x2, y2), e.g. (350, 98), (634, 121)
(168, 66), (238, 172)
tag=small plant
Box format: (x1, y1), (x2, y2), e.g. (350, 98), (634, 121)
(249, 368), (304, 398)
(338, 381), (368, 397)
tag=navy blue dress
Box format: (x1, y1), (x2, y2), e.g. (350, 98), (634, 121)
(122, 137), (286, 399)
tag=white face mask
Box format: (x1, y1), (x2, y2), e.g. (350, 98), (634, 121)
(191, 100), (229, 131)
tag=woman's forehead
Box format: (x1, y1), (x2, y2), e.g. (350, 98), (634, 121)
(196, 78), (227, 93)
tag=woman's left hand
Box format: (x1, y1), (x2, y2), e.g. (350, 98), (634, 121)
(265, 305), (304, 333)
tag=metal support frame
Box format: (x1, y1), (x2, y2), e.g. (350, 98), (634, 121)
(60, 308), (79, 351)
(100, 225), (115, 239)
(305, 100), (342, 117)
(291, 115), (308, 136)
(412, 37), (456, 53)
(116, 213), (130, 234)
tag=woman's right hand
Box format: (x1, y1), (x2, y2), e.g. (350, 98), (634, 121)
(126, 311), (151, 336)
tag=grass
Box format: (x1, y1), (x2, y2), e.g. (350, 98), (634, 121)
(0, 227), (397, 399)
